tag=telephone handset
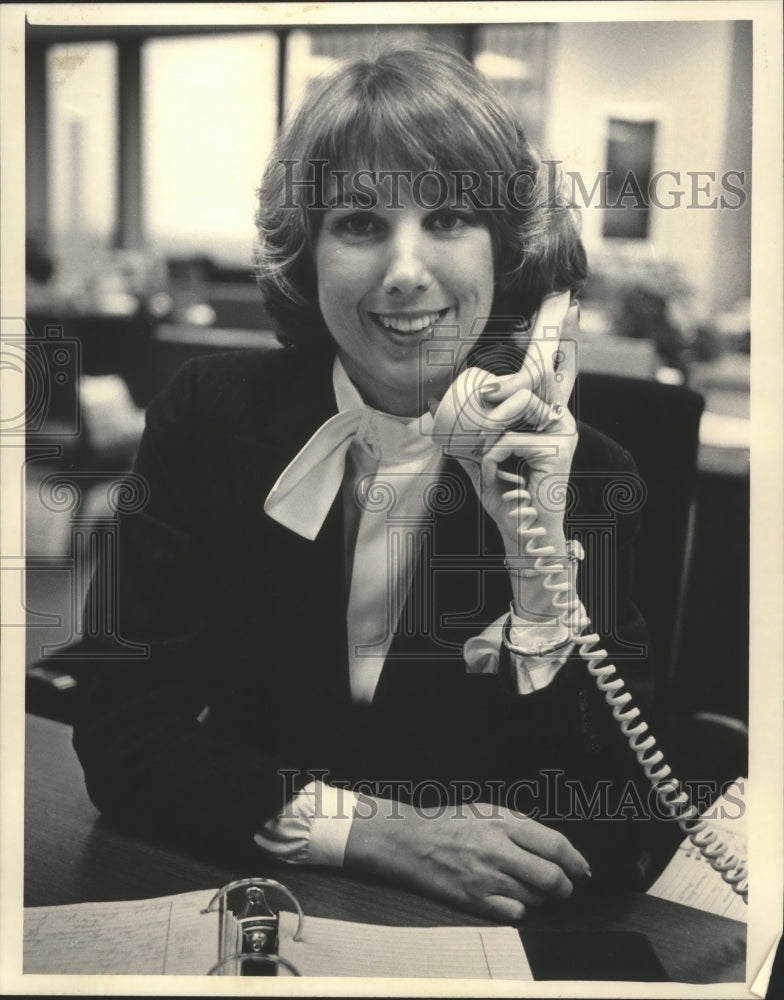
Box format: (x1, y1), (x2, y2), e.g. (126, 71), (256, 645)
(431, 291), (574, 458)
(431, 292), (748, 904)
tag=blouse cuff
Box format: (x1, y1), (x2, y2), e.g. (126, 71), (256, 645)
(463, 609), (578, 694)
(254, 781), (358, 867)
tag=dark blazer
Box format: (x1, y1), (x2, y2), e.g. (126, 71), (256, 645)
(72, 346), (654, 883)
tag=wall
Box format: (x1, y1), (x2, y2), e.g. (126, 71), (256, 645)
(712, 20), (752, 311)
(546, 20), (743, 317)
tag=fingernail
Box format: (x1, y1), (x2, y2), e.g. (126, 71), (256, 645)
(478, 382), (501, 401)
(543, 402), (564, 426)
(583, 862), (592, 879)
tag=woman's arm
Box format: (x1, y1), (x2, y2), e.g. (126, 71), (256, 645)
(72, 359), (304, 855)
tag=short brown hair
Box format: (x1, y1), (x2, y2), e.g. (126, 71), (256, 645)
(255, 44), (587, 348)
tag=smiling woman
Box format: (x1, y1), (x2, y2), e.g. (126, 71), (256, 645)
(73, 44), (655, 923)
(314, 193), (494, 415)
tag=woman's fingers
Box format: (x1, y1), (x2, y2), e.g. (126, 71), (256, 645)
(481, 422), (576, 486)
(345, 796), (591, 919)
(498, 846), (574, 902)
(488, 831), (577, 901)
(488, 872), (548, 909)
(478, 385), (558, 435)
(504, 810), (592, 884)
(479, 895), (527, 923)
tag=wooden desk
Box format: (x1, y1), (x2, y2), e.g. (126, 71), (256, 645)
(24, 715), (746, 984)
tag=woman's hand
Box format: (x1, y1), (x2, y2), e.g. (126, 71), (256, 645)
(428, 301), (579, 621)
(344, 794), (591, 921)
(470, 302), (579, 546)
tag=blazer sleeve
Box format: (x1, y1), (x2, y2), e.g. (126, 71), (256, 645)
(71, 360), (307, 855)
(500, 432), (653, 711)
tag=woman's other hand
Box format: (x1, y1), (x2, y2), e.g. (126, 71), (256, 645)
(344, 793), (591, 921)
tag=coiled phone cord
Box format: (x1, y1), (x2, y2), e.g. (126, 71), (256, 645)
(499, 469), (748, 904)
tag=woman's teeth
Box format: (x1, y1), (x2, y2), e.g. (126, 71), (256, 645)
(374, 310), (446, 333)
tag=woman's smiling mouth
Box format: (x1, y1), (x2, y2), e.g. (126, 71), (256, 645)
(369, 307), (450, 334)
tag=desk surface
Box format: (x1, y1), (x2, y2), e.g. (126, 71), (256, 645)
(24, 714), (746, 984)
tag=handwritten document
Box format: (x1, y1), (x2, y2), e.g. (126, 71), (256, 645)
(278, 911), (532, 980)
(25, 888), (531, 979)
(647, 778), (748, 923)
(24, 889), (219, 975)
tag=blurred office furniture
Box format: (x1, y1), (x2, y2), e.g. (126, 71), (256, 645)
(576, 373), (748, 800)
(574, 373), (705, 704)
(153, 324), (281, 392)
(577, 333), (659, 380)
(163, 257), (273, 331)
(25, 306), (155, 438)
(682, 353), (749, 730)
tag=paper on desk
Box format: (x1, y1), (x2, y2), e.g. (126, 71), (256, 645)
(647, 779), (747, 922)
(278, 910), (532, 980)
(23, 888), (219, 975)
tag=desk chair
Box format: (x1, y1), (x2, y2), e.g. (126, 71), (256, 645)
(573, 371), (705, 701)
(574, 373), (746, 823)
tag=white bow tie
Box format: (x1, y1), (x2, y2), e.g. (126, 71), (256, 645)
(264, 406), (436, 540)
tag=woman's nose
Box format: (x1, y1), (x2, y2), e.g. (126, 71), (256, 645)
(382, 224), (433, 295)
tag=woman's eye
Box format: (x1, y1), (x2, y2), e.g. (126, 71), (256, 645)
(333, 213), (382, 238)
(429, 211), (474, 233)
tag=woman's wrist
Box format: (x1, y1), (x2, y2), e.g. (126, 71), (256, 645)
(502, 516), (566, 557)
(503, 525), (571, 621)
(503, 527), (566, 566)
(344, 794), (406, 876)
(508, 578), (562, 622)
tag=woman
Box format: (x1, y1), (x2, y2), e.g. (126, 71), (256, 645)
(74, 46), (651, 921)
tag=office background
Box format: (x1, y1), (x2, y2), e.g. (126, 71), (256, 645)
(22, 18), (751, 728)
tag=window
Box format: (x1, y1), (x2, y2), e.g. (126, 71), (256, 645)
(284, 25), (474, 120)
(142, 32), (279, 265)
(473, 24), (551, 148)
(47, 42), (118, 259)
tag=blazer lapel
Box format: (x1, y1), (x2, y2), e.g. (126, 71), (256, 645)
(229, 351), (356, 765)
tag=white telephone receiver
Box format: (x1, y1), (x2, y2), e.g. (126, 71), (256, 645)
(431, 291), (572, 457)
(431, 292), (748, 903)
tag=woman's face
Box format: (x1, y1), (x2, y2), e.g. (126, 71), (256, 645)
(314, 185), (494, 416)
